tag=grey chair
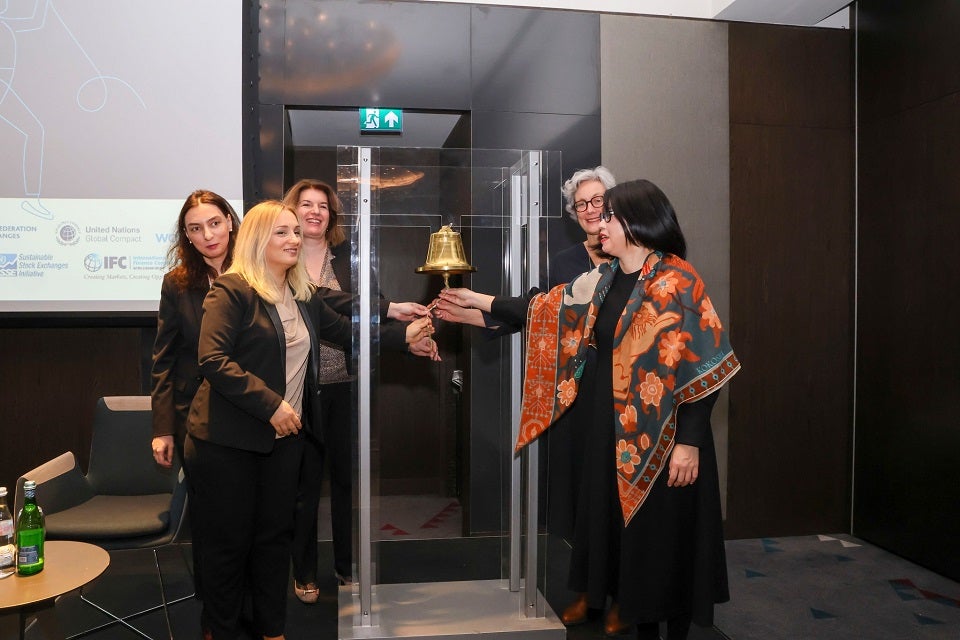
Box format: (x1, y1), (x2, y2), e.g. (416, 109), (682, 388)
(15, 396), (191, 640)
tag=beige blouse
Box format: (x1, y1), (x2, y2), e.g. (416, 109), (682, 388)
(277, 286), (310, 436)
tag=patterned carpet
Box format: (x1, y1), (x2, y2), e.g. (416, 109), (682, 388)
(319, 500), (960, 639)
(27, 508), (960, 639)
(716, 533), (960, 639)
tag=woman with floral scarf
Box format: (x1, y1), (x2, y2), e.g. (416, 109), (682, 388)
(438, 179), (739, 639)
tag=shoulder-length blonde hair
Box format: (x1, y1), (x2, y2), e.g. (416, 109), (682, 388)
(226, 200), (314, 304)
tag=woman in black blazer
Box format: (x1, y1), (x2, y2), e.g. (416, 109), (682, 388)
(151, 190), (240, 465)
(150, 190), (240, 613)
(185, 200), (357, 640)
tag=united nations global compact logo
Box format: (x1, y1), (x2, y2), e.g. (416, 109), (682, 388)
(56, 221), (80, 246)
(84, 253), (102, 272)
(0, 253), (17, 277)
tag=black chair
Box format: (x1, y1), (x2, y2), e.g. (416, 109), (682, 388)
(15, 396), (191, 640)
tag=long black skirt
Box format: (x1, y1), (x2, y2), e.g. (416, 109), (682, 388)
(567, 347), (729, 628)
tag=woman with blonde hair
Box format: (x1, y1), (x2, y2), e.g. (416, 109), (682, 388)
(185, 200), (355, 640)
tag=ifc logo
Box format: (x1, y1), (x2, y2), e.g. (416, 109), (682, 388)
(84, 253), (102, 272)
(56, 222), (81, 246)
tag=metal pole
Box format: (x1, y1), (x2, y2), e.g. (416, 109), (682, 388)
(357, 146), (374, 626)
(509, 170), (523, 594)
(522, 151), (543, 617)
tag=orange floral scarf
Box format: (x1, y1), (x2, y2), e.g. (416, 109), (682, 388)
(515, 255), (740, 525)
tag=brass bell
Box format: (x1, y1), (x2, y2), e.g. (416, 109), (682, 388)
(416, 224), (476, 288)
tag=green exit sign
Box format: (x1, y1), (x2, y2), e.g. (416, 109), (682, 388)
(359, 107), (403, 133)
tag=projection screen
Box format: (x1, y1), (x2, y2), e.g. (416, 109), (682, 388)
(0, 0), (243, 315)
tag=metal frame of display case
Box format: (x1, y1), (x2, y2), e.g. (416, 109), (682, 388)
(338, 146), (563, 640)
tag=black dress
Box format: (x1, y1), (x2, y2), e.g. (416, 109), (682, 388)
(544, 242), (593, 538)
(569, 266), (729, 628)
(482, 241), (593, 539)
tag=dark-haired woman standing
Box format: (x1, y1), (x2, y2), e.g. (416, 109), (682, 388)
(439, 179), (739, 639)
(150, 189), (240, 614)
(151, 189), (240, 468)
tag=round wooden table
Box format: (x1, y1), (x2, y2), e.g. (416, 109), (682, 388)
(0, 541), (110, 640)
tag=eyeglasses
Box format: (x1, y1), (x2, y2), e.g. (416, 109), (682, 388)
(573, 195), (605, 213)
(600, 209), (615, 223)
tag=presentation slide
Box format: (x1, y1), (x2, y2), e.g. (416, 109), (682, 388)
(0, 0), (243, 314)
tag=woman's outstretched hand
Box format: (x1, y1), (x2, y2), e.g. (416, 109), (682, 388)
(405, 316), (435, 344)
(437, 287), (495, 312)
(409, 336), (441, 361)
(429, 298), (487, 327)
(388, 301), (431, 321)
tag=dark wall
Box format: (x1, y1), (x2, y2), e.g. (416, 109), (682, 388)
(854, 0), (960, 581)
(726, 23), (854, 538)
(249, 0), (601, 210)
(0, 327), (145, 492)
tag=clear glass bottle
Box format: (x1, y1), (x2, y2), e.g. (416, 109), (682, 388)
(0, 487), (14, 578)
(16, 480), (45, 576)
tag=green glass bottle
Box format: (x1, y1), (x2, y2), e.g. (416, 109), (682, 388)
(16, 480), (44, 576)
(0, 487), (14, 578)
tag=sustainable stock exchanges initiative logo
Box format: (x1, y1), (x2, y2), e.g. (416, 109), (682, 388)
(56, 221), (81, 246)
(0, 253), (17, 277)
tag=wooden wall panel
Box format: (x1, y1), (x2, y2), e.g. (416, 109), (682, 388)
(855, 0), (960, 581)
(726, 23), (853, 539)
(0, 328), (143, 492)
(729, 24), (851, 128)
(858, 0), (960, 123)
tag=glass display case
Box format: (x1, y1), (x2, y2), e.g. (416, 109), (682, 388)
(335, 146), (564, 638)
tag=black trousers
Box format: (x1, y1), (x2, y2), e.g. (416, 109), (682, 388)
(171, 419), (202, 600)
(185, 434), (303, 639)
(292, 380), (353, 582)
